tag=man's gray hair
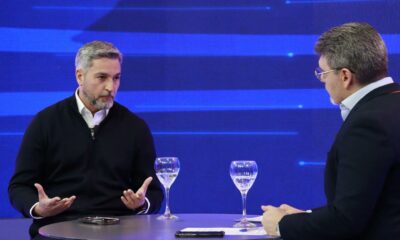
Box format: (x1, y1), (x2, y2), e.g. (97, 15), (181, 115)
(75, 41), (122, 71)
(315, 22), (388, 85)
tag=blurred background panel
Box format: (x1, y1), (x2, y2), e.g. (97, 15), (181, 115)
(1, 0), (399, 217)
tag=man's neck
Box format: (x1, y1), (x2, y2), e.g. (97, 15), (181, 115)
(77, 90), (98, 115)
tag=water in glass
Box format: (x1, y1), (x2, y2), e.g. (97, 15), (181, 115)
(154, 157), (180, 220)
(230, 160), (258, 229)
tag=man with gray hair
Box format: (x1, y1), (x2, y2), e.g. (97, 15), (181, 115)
(262, 22), (400, 239)
(9, 41), (163, 239)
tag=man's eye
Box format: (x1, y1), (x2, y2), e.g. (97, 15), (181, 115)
(97, 76), (106, 80)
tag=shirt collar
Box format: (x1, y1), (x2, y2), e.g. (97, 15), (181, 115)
(75, 88), (110, 116)
(340, 77), (393, 120)
(75, 88), (87, 114)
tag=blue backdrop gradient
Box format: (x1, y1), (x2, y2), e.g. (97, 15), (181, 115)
(1, 0), (399, 218)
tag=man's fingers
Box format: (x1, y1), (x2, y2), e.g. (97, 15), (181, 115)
(67, 195), (76, 203)
(53, 197), (75, 210)
(139, 177), (153, 193)
(121, 189), (146, 210)
(52, 202), (70, 214)
(34, 183), (48, 199)
(123, 189), (135, 200)
(123, 189), (140, 205)
(279, 204), (292, 212)
(34, 194), (76, 217)
(279, 204), (304, 214)
(65, 200), (74, 208)
(136, 190), (144, 199)
(46, 197), (62, 207)
(121, 194), (136, 207)
(121, 196), (129, 206)
(279, 204), (289, 209)
(62, 196), (76, 207)
(261, 205), (274, 211)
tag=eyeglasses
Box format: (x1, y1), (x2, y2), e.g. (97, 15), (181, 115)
(314, 67), (336, 81)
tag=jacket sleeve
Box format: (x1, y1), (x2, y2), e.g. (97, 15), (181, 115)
(280, 115), (395, 239)
(8, 113), (46, 217)
(132, 120), (163, 214)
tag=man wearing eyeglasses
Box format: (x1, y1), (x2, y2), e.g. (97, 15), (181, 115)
(262, 22), (400, 239)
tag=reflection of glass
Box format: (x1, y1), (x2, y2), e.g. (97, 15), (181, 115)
(154, 157), (180, 220)
(230, 160), (258, 228)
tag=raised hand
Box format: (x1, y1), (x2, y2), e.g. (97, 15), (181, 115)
(33, 183), (76, 217)
(121, 177), (153, 210)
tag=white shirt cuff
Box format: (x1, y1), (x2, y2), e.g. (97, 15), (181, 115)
(137, 197), (150, 214)
(29, 202), (44, 219)
(276, 223), (281, 236)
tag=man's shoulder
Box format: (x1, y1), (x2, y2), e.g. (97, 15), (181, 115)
(36, 95), (76, 118)
(112, 102), (141, 119)
(111, 102), (147, 125)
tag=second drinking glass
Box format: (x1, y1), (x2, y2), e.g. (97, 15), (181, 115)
(154, 157), (180, 220)
(230, 160), (258, 228)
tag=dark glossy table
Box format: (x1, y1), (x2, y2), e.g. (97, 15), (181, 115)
(39, 214), (279, 239)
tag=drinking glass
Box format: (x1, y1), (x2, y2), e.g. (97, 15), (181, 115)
(230, 160), (258, 228)
(154, 157), (180, 220)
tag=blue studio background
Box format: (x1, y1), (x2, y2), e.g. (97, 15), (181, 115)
(1, 0), (399, 218)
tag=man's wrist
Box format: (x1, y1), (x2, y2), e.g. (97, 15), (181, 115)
(30, 202), (44, 219)
(276, 223), (281, 237)
(136, 197), (150, 214)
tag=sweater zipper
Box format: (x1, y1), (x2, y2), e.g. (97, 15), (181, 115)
(90, 127), (96, 140)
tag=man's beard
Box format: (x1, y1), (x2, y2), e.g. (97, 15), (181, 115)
(91, 97), (114, 110)
(83, 89), (114, 110)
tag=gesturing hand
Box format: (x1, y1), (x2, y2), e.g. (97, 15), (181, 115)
(33, 183), (76, 218)
(121, 177), (153, 210)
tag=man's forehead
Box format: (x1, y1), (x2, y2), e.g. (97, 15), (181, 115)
(88, 58), (121, 72)
(318, 56), (328, 67)
(90, 58), (120, 66)
(93, 71), (120, 75)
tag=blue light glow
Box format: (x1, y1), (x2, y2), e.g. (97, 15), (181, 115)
(298, 161), (326, 166)
(0, 131), (297, 137)
(33, 6), (272, 11)
(0, 132), (24, 136)
(286, 0), (380, 4)
(153, 131), (298, 136)
(2, 28), (398, 56)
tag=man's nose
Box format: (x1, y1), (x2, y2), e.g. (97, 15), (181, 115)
(105, 78), (114, 92)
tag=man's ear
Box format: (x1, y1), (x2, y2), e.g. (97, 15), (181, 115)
(76, 69), (84, 86)
(341, 68), (354, 90)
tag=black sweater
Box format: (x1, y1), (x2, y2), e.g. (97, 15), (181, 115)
(8, 95), (163, 236)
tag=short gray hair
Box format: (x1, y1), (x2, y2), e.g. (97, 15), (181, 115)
(315, 22), (388, 85)
(75, 40), (122, 71)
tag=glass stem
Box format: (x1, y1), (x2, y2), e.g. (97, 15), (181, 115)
(241, 192), (247, 221)
(164, 187), (171, 216)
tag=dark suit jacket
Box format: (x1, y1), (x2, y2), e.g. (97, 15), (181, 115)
(280, 83), (400, 240)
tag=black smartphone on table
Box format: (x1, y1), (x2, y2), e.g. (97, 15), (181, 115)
(175, 230), (225, 238)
